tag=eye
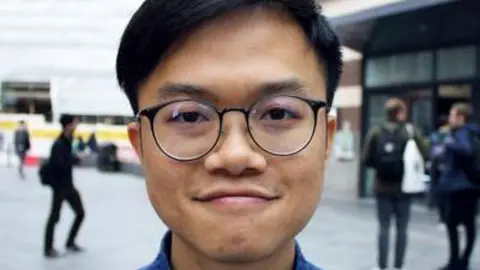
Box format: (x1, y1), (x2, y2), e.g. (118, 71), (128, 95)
(262, 108), (298, 121)
(170, 111), (208, 123)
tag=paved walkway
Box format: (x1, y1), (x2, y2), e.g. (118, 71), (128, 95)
(0, 165), (478, 270)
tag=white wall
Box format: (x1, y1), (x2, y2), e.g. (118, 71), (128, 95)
(0, 0), (142, 118)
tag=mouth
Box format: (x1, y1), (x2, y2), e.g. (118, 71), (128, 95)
(193, 189), (280, 206)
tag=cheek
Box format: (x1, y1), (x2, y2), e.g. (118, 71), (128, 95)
(140, 134), (189, 223)
(274, 125), (327, 201)
(298, 124), (328, 194)
(298, 132), (327, 191)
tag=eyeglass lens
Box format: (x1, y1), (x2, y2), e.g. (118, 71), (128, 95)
(152, 96), (317, 159)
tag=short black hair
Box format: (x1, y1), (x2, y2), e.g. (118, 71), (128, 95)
(59, 114), (76, 129)
(116, 0), (343, 114)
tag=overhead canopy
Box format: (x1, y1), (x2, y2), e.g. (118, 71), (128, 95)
(327, 0), (480, 54)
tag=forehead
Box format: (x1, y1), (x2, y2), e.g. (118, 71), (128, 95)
(139, 7), (326, 106)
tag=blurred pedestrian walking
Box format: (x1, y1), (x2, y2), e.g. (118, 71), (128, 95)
(13, 120), (30, 179)
(43, 115), (86, 258)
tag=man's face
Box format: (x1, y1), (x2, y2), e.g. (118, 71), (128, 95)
(449, 108), (464, 128)
(397, 109), (407, 122)
(65, 119), (78, 137)
(129, 8), (336, 262)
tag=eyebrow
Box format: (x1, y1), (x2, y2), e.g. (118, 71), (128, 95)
(157, 83), (214, 101)
(256, 79), (308, 98)
(157, 78), (309, 102)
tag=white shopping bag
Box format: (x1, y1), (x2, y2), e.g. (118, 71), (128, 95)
(401, 124), (427, 194)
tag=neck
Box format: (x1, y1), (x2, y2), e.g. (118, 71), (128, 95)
(62, 131), (72, 139)
(171, 233), (296, 270)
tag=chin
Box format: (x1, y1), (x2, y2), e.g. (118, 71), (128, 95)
(210, 251), (268, 264)
(210, 223), (292, 257)
(203, 238), (276, 263)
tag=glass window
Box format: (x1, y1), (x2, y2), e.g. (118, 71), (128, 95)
(84, 115), (98, 124)
(0, 82), (52, 121)
(436, 46), (476, 80)
(113, 116), (127, 126)
(366, 51), (433, 88)
(412, 97), (433, 136)
(74, 115), (133, 125)
(366, 57), (390, 87)
(367, 95), (390, 127)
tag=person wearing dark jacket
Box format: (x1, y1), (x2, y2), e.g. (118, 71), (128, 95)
(44, 115), (85, 258)
(428, 120), (450, 223)
(13, 120), (31, 179)
(87, 132), (98, 153)
(362, 98), (428, 270)
(436, 103), (479, 270)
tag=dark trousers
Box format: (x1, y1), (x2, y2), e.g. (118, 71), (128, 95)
(16, 151), (26, 178)
(442, 190), (478, 269)
(376, 194), (411, 269)
(44, 187), (85, 253)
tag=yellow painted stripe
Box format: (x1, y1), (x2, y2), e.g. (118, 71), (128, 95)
(30, 129), (61, 138)
(95, 131), (129, 141)
(0, 121), (17, 130)
(31, 130), (129, 141)
(0, 121), (129, 141)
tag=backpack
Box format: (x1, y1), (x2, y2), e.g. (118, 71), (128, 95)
(38, 159), (53, 186)
(464, 130), (480, 185)
(373, 124), (409, 183)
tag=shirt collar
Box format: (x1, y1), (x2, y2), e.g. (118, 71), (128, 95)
(141, 231), (321, 270)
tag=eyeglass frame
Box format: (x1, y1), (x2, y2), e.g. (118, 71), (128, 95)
(136, 95), (329, 162)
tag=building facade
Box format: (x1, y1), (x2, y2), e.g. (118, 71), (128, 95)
(331, 0), (480, 197)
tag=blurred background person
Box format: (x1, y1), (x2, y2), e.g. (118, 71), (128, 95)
(436, 103), (479, 270)
(0, 128), (4, 153)
(72, 136), (87, 166)
(13, 120), (31, 179)
(73, 136), (86, 155)
(44, 115), (86, 258)
(87, 132), (98, 154)
(362, 98), (428, 270)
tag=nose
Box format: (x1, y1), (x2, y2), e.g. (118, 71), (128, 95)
(204, 113), (267, 176)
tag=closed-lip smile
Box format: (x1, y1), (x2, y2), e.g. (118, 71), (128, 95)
(194, 188), (279, 202)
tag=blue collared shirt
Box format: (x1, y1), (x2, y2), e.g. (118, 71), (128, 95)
(140, 231), (322, 270)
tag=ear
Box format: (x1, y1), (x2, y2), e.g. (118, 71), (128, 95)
(325, 115), (337, 160)
(127, 122), (143, 160)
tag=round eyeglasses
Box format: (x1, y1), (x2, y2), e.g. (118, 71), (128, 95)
(137, 95), (328, 161)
